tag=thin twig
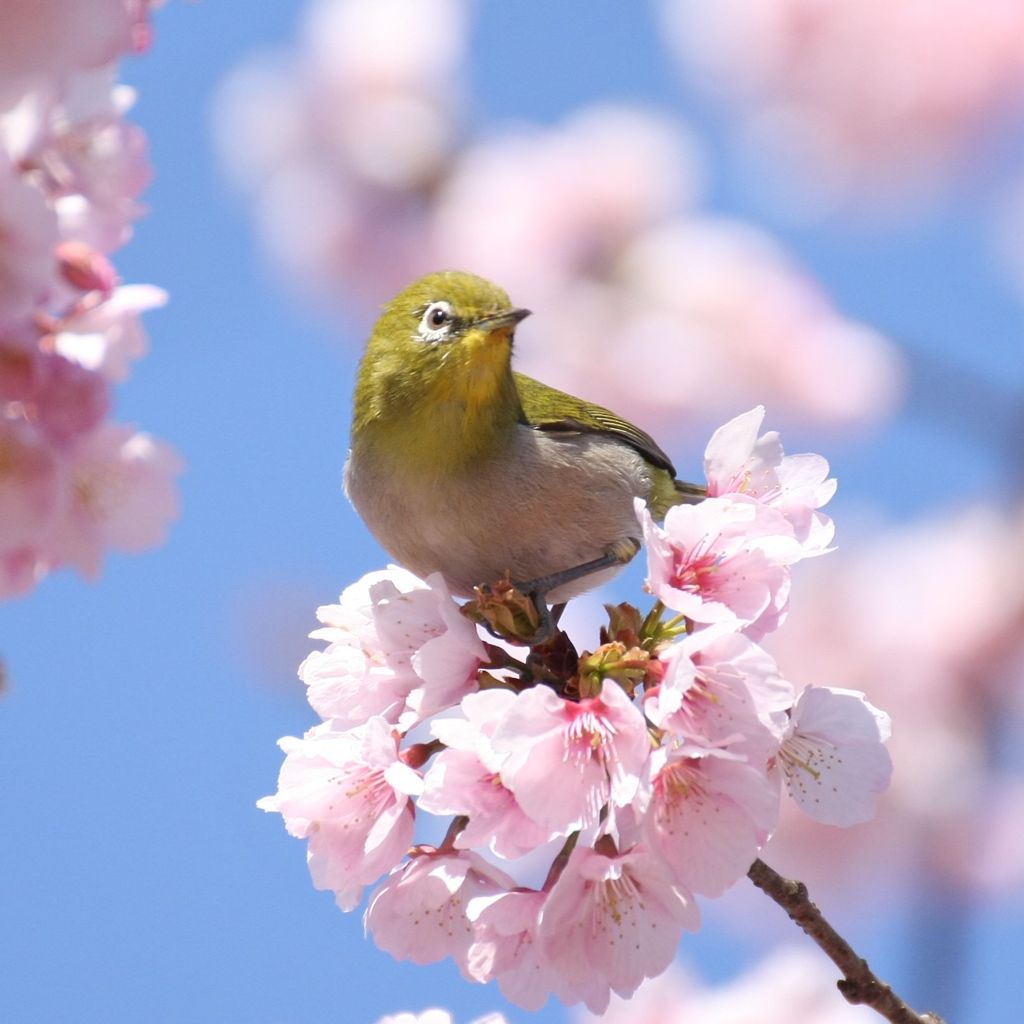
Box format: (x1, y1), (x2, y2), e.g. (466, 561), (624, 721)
(747, 858), (946, 1024)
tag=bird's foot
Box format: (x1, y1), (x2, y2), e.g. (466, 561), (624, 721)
(462, 577), (555, 647)
(462, 540), (642, 648)
(512, 537), (641, 602)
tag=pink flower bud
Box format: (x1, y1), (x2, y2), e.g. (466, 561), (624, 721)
(56, 241), (118, 294)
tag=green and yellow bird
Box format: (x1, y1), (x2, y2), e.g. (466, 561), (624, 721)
(345, 270), (704, 604)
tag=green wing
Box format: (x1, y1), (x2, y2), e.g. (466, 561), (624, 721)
(513, 371), (677, 476)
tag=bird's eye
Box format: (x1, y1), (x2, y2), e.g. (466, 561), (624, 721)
(417, 301), (454, 341)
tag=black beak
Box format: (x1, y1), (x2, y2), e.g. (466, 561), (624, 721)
(475, 307), (532, 331)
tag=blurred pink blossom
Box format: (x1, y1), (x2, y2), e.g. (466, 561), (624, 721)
(0, 157), (59, 323)
(212, 0), (466, 303)
(0, 0), (134, 111)
(0, 2), (178, 598)
(46, 423), (181, 578)
(54, 284), (168, 381)
(576, 946), (878, 1023)
(431, 105), (704, 309)
(762, 504), (1024, 898)
(661, 0), (1024, 212)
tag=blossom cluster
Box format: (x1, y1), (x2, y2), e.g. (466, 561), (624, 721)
(214, 0), (903, 433)
(260, 408), (893, 1013)
(0, 0), (180, 598)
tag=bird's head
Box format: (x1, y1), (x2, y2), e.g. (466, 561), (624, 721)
(356, 270), (531, 421)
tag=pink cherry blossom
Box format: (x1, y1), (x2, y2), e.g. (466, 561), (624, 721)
(10, 69), (152, 252)
(759, 504), (1024, 899)
(637, 495), (796, 639)
(0, 0), (133, 111)
(613, 218), (903, 429)
(0, 157), (59, 323)
(704, 405), (836, 556)
(538, 843), (699, 1013)
(490, 680), (652, 835)
(433, 105), (704, 312)
(0, 3), (176, 599)
(642, 744), (779, 896)
(647, 627), (794, 766)
(54, 284), (167, 381)
(212, 0), (465, 306)
(0, 420), (61, 554)
(258, 717), (423, 911)
(31, 353), (110, 447)
(465, 888), (559, 1011)
(420, 690), (555, 858)
(47, 423), (181, 577)
(365, 849), (515, 978)
(777, 686), (893, 826)
(299, 567), (486, 731)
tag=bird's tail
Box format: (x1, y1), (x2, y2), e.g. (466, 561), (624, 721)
(673, 478), (707, 505)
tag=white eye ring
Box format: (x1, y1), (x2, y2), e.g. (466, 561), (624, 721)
(417, 301), (454, 342)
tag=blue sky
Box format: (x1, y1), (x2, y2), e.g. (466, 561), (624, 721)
(3, 3), (1023, 1022)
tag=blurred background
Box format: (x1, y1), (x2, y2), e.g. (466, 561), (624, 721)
(3, 1), (1024, 1021)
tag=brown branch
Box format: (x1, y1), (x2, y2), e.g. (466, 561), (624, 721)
(747, 858), (945, 1024)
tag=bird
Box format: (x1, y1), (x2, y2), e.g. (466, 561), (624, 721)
(344, 270), (704, 608)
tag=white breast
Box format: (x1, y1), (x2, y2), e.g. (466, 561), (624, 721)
(345, 425), (652, 602)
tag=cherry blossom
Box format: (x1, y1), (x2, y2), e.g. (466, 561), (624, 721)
(637, 495), (796, 638)
(46, 424), (181, 578)
(54, 284), (168, 381)
(641, 744), (780, 897)
(365, 849), (515, 978)
(490, 680), (652, 835)
(419, 690), (554, 858)
(299, 567), (486, 730)
(758, 503), (1024, 901)
(538, 843), (700, 1013)
(259, 717), (423, 911)
(777, 686), (893, 827)
(465, 888), (558, 1011)
(646, 626), (794, 763)
(704, 405), (836, 556)
(0, 0), (134, 112)
(0, 2), (178, 598)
